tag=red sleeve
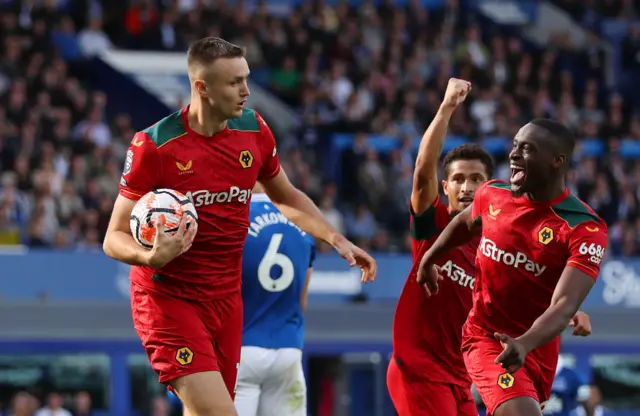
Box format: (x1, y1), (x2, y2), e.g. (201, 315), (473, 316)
(566, 222), (609, 279)
(255, 111), (281, 181)
(409, 196), (450, 241)
(119, 132), (160, 201)
(471, 180), (495, 219)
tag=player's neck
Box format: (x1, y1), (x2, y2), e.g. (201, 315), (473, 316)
(526, 181), (566, 203)
(187, 101), (227, 136)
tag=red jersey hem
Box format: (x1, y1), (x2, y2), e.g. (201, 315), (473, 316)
(120, 188), (145, 201)
(409, 194), (440, 216)
(260, 163), (281, 182)
(130, 269), (241, 301)
(566, 261), (599, 279)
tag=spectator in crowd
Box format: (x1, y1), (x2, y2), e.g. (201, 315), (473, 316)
(5, 392), (36, 416)
(34, 392), (71, 416)
(70, 391), (92, 416)
(1, 0), (640, 256)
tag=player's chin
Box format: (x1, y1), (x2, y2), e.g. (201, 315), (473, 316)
(229, 108), (244, 118)
(509, 177), (527, 197)
(510, 184), (525, 197)
(458, 200), (473, 209)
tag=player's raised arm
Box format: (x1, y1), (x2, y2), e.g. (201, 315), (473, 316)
(412, 78), (471, 215)
(496, 222), (608, 373)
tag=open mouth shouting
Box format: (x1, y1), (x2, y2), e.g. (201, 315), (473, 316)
(459, 195), (473, 207)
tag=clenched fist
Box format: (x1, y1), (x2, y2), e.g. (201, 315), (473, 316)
(441, 78), (471, 109)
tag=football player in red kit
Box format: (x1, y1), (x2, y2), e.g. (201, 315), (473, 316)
(418, 119), (607, 416)
(388, 80), (592, 416)
(103, 37), (377, 416)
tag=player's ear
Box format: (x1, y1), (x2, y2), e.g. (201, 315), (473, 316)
(441, 179), (448, 194)
(553, 154), (566, 169)
(194, 80), (208, 97)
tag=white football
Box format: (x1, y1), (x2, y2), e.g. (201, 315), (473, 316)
(130, 188), (198, 249)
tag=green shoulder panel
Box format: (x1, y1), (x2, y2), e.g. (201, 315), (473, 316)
(551, 194), (601, 228)
(487, 180), (511, 191)
(228, 108), (260, 132)
(143, 110), (187, 148)
(409, 204), (440, 241)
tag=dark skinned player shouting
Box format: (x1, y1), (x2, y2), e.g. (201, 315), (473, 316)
(417, 119), (608, 416)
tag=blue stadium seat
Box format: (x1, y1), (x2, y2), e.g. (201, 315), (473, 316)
(601, 19), (629, 43)
(441, 135), (469, 153)
(620, 139), (640, 159)
(481, 136), (509, 155)
(579, 139), (605, 157)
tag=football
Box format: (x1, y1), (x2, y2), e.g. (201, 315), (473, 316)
(129, 189), (198, 249)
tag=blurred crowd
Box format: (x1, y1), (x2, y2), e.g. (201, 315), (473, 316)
(1, 0), (640, 256)
(0, 389), (173, 416)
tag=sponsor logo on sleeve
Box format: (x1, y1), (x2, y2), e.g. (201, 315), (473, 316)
(579, 242), (606, 264)
(123, 150), (133, 176)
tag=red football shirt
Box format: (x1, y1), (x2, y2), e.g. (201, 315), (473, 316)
(119, 106), (280, 300)
(392, 197), (478, 386)
(464, 180), (608, 370)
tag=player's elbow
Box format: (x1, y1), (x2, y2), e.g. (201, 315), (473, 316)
(102, 228), (124, 260)
(102, 232), (115, 259)
(551, 296), (580, 322)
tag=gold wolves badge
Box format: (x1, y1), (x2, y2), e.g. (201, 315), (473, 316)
(175, 347), (193, 365)
(239, 150), (253, 169)
(538, 226), (554, 245)
(497, 372), (514, 389)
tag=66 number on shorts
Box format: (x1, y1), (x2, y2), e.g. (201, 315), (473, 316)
(258, 233), (294, 292)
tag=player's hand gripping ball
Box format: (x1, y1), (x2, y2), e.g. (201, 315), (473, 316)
(442, 78), (471, 109)
(130, 189), (198, 250)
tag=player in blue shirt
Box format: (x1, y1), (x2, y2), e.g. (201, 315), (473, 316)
(543, 356), (590, 416)
(234, 187), (316, 416)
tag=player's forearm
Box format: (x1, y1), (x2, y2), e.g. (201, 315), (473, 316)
(516, 300), (578, 353)
(273, 188), (340, 245)
(103, 230), (153, 267)
(414, 107), (454, 184)
(416, 106), (454, 172)
(423, 207), (478, 263)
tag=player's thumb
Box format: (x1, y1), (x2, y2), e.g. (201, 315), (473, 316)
(154, 220), (165, 237)
(494, 332), (508, 343)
